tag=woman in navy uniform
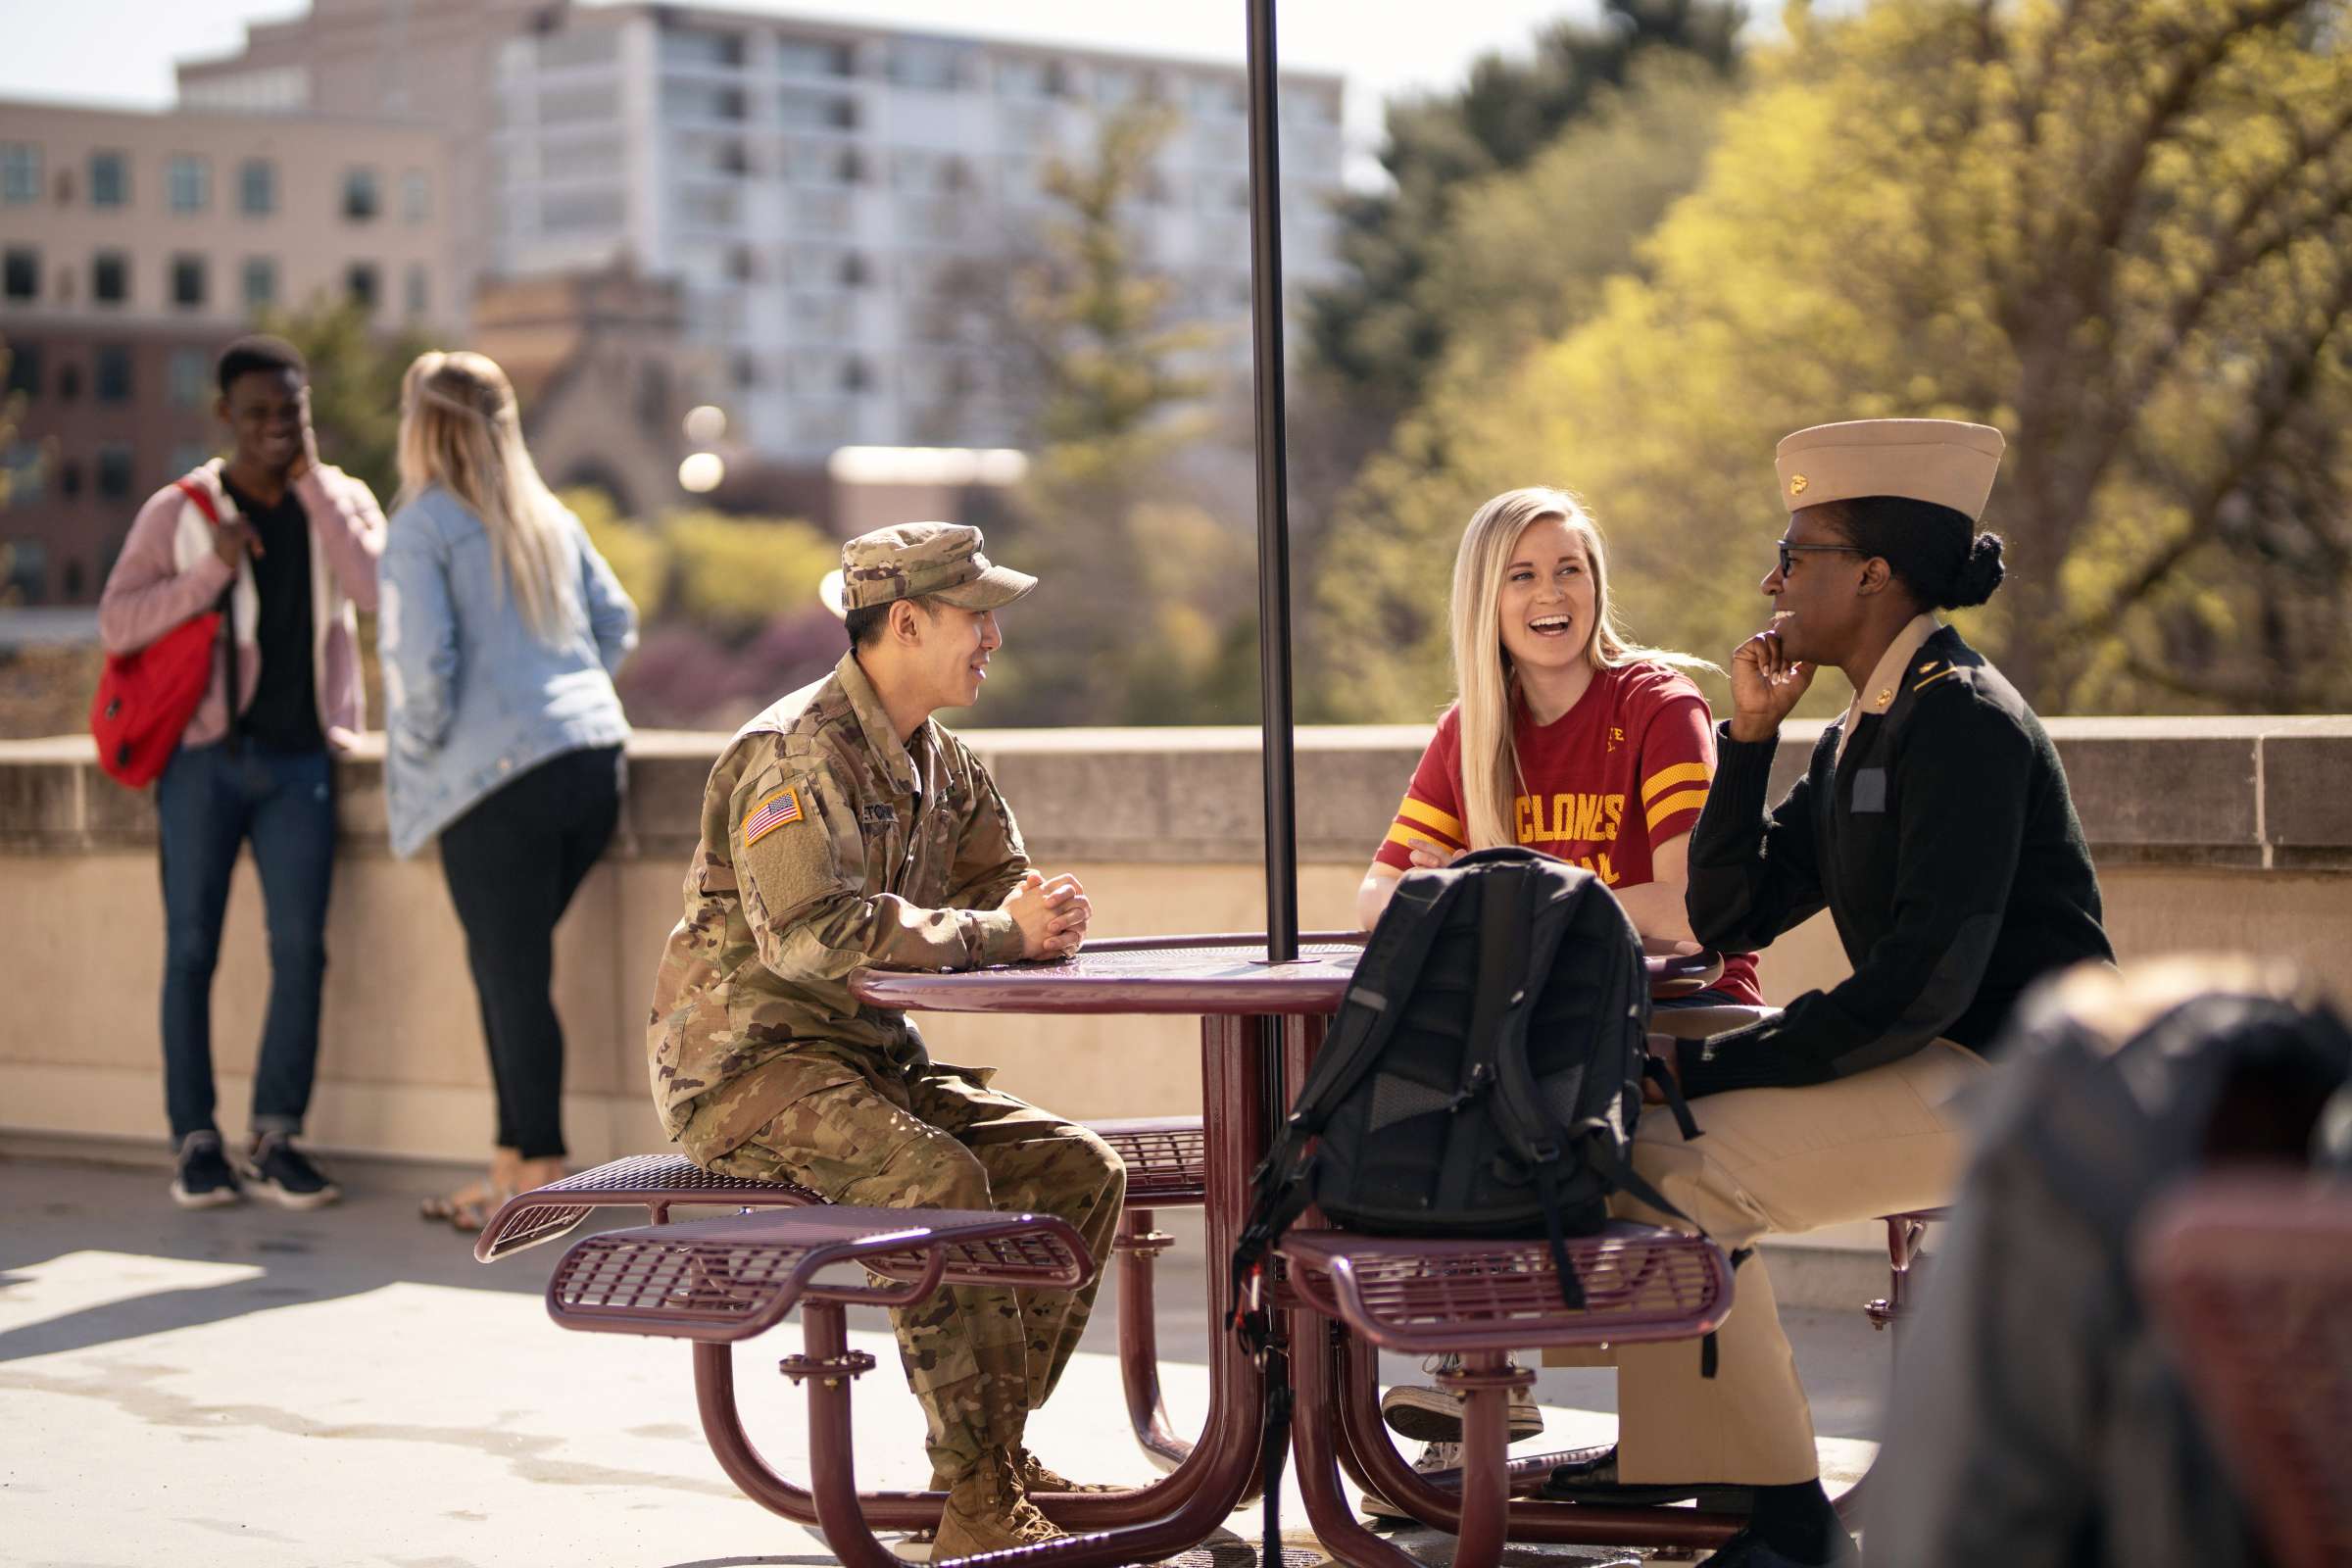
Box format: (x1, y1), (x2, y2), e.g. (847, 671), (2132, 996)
(1557, 419), (2115, 1567)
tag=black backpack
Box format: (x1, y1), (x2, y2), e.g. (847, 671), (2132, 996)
(1232, 847), (1696, 1316)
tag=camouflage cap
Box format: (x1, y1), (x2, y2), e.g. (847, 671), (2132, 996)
(836, 522), (1037, 613)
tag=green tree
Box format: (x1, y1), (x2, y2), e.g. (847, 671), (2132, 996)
(560, 486), (669, 622)
(966, 106), (1248, 726)
(1316, 0), (2352, 719)
(256, 299), (431, 509)
(661, 509), (836, 632)
(1302, 0), (1743, 421)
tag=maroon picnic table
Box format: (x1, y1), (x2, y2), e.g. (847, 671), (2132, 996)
(847, 932), (1745, 1566)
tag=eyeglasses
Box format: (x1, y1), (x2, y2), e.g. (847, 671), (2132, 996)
(1775, 538), (1868, 578)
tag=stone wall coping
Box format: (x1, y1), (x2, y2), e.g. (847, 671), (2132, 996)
(8, 715), (2350, 867)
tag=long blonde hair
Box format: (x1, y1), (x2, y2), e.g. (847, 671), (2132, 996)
(1449, 486), (1715, 851)
(396, 350), (576, 645)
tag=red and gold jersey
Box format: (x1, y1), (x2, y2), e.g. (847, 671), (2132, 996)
(1374, 661), (1761, 1005)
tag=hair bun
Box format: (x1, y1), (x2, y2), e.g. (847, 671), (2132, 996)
(1945, 532), (2005, 608)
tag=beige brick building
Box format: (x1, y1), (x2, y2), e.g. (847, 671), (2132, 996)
(0, 100), (457, 604)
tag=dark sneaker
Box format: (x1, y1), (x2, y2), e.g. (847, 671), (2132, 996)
(170, 1131), (244, 1209)
(241, 1133), (342, 1209)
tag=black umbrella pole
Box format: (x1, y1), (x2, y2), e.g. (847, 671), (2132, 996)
(1246, 0), (1299, 964)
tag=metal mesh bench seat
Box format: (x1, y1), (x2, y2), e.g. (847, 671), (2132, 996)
(475, 1119), (1208, 1264)
(546, 1205), (1093, 1345)
(1279, 1224), (1734, 1353)
(2140, 1178), (2352, 1568)
(1092, 1116), (1207, 1205)
(473, 1152), (826, 1263)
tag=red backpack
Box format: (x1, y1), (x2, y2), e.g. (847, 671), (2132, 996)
(90, 478), (235, 789)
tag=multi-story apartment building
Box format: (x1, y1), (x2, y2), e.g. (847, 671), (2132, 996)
(182, 0), (1348, 463)
(0, 99), (456, 605)
(488, 6), (1346, 458)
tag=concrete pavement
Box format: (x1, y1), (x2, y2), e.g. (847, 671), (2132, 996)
(1, 1150), (1889, 1567)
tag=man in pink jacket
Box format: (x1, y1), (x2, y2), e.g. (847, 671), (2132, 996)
(97, 335), (386, 1210)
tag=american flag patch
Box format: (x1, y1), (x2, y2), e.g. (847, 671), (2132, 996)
(742, 785), (805, 848)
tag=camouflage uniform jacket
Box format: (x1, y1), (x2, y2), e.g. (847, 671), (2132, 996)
(649, 650), (1032, 1156)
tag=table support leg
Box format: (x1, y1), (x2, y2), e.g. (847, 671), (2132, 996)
(1114, 1206), (1191, 1471)
(1439, 1352), (1526, 1568)
(798, 1303), (913, 1568)
(1292, 1310), (1425, 1568)
(1333, 1331), (1743, 1549)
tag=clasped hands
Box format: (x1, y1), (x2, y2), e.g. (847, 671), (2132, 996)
(1004, 870), (1091, 959)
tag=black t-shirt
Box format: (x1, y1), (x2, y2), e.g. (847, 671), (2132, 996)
(221, 475), (324, 753)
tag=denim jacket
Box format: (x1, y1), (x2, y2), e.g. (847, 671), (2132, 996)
(378, 485), (638, 858)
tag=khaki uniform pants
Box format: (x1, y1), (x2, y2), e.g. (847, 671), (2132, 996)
(700, 1061), (1126, 1482)
(1608, 1042), (1985, 1485)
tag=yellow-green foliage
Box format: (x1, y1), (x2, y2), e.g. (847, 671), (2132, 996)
(560, 487), (668, 622)
(1317, 0), (2352, 717)
(662, 509), (837, 628)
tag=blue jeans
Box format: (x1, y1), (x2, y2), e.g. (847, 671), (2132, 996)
(155, 740), (336, 1142)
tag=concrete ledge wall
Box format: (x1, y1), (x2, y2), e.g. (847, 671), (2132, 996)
(5, 718), (2349, 1176)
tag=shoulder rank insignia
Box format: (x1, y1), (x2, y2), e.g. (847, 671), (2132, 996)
(743, 785), (806, 847)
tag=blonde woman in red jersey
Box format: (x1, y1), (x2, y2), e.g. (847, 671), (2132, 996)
(1354, 485), (1764, 1496)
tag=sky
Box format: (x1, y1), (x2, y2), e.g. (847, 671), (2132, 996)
(0, 0), (1620, 187)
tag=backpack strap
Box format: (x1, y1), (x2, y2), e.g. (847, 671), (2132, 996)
(172, 476), (238, 752)
(1229, 864), (1480, 1343)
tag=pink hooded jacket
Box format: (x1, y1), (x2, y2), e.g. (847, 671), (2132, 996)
(97, 459), (387, 751)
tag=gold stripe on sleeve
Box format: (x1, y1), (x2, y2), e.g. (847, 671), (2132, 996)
(1387, 822), (1461, 855)
(1396, 796), (1465, 840)
(1644, 787), (1711, 834)
(1641, 761), (1711, 805)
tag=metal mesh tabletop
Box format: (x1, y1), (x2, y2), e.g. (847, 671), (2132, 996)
(548, 1206), (1092, 1344)
(852, 935), (1369, 1015)
(1280, 1225), (1734, 1353)
(852, 932), (1722, 1017)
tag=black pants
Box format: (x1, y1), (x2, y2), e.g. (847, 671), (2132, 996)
(437, 745), (622, 1160)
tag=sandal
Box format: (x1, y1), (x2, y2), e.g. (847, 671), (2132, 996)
(420, 1178), (509, 1233)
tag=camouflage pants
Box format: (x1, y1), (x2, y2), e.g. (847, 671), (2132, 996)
(700, 1058), (1125, 1482)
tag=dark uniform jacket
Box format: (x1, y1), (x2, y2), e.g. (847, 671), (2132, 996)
(1681, 622), (2113, 1097)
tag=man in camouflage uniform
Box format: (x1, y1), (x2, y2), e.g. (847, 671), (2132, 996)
(648, 522), (1124, 1558)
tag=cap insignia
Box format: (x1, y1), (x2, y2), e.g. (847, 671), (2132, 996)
(1788, 474), (1809, 496)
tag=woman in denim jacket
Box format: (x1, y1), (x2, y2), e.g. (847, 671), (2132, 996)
(380, 350), (638, 1229)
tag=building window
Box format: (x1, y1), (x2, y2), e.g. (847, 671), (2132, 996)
(94, 347), (132, 402)
(242, 257), (277, 311)
(400, 170), (430, 222)
(3, 246), (36, 301)
(169, 348), (210, 407)
(3, 443), (44, 509)
(342, 168), (379, 220)
(3, 532), (48, 602)
(346, 263), (378, 310)
(1, 143), (39, 204)
(171, 254), (208, 310)
(92, 251), (129, 305)
(4, 343), (39, 397)
(167, 154), (210, 214)
(776, 37), (852, 78)
(888, 39), (966, 90)
(88, 150), (129, 207)
(57, 362), (80, 400)
(59, 458), (82, 498)
(659, 25), (745, 69)
(96, 443), (135, 498)
(404, 264), (428, 318)
(239, 158), (275, 216)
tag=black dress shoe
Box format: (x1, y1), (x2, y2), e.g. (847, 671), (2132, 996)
(1541, 1445), (1751, 1512)
(1696, 1525), (1861, 1566)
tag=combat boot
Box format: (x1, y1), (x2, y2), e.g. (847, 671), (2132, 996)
(932, 1447), (1064, 1562)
